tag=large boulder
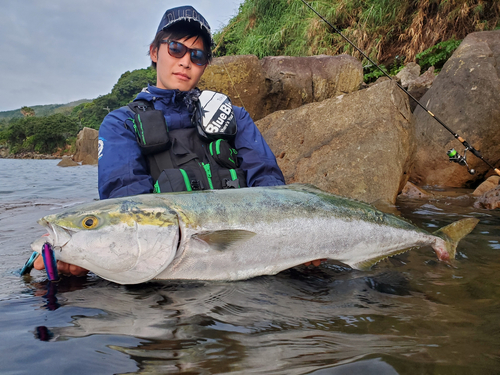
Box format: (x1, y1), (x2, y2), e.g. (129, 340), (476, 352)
(411, 30), (500, 187)
(257, 80), (415, 204)
(199, 54), (363, 121)
(73, 127), (99, 164)
(260, 55), (363, 116)
(198, 55), (268, 121)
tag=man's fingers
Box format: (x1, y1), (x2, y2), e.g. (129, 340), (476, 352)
(304, 259), (327, 267)
(33, 257), (88, 277)
(69, 264), (88, 277)
(312, 259), (322, 267)
(57, 261), (71, 275)
(33, 255), (44, 270)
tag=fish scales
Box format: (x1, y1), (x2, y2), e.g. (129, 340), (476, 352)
(31, 184), (479, 284)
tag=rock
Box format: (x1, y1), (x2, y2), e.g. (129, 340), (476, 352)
(372, 76), (391, 86)
(9, 152), (57, 159)
(407, 67), (436, 112)
(57, 155), (79, 167)
(411, 30), (500, 187)
(199, 54), (363, 121)
(260, 54), (363, 117)
(474, 185), (500, 209)
(408, 66), (436, 91)
(396, 62), (421, 88)
(81, 154), (98, 165)
(0, 146), (9, 158)
(73, 127), (99, 163)
(407, 86), (429, 112)
(398, 181), (434, 199)
(257, 80), (415, 204)
(472, 176), (500, 196)
(199, 55), (268, 121)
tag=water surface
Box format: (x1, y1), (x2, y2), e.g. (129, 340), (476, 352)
(1, 159), (499, 374)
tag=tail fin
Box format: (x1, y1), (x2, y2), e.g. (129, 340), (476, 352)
(432, 218), (479, 260)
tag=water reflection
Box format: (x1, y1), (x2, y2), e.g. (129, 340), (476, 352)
(2, 163), (499, 375)
(29, 252), (499, 374)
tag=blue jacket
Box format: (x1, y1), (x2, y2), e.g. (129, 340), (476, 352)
(98, 85), (285, 199)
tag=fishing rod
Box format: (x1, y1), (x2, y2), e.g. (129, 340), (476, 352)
(300, 0), (500, 177)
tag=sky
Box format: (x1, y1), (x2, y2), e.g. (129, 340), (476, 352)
(0, 0), (244, 112)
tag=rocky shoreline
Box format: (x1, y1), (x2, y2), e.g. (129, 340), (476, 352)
(1, 152), (60, 159)
(2, 30), (498, 209)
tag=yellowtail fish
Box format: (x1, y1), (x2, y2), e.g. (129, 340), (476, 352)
(31, 184), (479, 284)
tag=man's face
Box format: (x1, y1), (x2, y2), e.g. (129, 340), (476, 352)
(150, 36), (207, 92)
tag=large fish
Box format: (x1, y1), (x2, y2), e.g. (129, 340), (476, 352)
(31, 184), (478, 284)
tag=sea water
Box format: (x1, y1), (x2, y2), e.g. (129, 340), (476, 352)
(0, 158), (499, 375)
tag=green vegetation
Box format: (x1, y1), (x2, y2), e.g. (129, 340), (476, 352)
(1, 114), (80, 154)
(0, 99), (91, 122)
(71, 67), (156, 129)
(416, 39), (463, 72)
(0, 67), (156, 154)
(215, 0), (499, 64)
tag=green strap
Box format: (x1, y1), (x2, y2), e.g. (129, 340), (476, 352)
(179, 169), (192, 191)
(216, 139), (222, 155)
(229, 169), (240, 187)
(153, 181), (161, 193)
(229, 169), (238, 181)
(136, 114), (146, 145)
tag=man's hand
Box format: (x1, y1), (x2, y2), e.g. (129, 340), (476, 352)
(303, 259), (327, 267)
(33, 255), (88, 277)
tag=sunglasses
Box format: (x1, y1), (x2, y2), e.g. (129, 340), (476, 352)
(160, 39), (210, 66)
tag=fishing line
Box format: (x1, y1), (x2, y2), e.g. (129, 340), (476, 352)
(221, 59), (247, 109)
(300, 0), (500, 177)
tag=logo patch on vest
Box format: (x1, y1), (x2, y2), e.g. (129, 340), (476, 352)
(194, 90), (237, 140)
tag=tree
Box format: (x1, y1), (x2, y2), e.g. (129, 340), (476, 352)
(20, 106), (35, 117)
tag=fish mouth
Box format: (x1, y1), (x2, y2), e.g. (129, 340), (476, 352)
(33, 218), (73, 249)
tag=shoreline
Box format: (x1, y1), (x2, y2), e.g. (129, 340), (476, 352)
(1, 153), (61, 160)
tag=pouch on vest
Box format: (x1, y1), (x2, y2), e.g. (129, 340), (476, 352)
(209, 139), (239, 169)
(130, 104), (171, 155)
(154, 167), (210, 193)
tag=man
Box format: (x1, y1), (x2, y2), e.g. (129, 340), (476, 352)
(98, 5), (284, 200)
(35, 5), (285, 276)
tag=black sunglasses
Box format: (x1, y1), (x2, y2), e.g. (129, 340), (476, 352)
(160, 39), (210, 66)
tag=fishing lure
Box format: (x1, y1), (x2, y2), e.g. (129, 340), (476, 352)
(20, 251), (39, 276)
(41, 243), (59, 282)
(20, 243), (59, 281)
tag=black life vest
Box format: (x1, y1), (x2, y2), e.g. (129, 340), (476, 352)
(127, 99), (247, 193)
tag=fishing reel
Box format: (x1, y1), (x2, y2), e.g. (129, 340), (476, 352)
(447, 148), (475, 175)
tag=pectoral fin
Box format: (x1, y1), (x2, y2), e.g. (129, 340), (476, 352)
(192, 230), (256, 251)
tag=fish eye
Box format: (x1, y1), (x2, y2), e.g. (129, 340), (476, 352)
(82, 216), (99, 229)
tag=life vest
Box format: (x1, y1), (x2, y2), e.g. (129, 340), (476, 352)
(127, 93), (247, 193)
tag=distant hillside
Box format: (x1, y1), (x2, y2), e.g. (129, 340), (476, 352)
(0, 99), (92, 121)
